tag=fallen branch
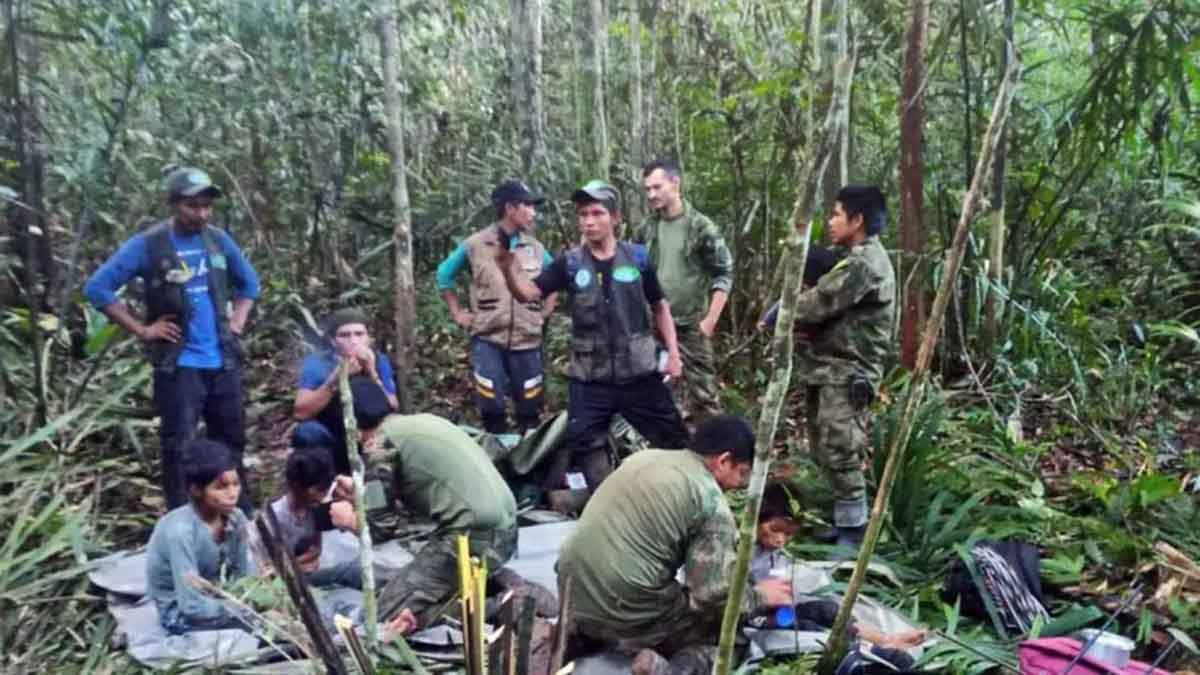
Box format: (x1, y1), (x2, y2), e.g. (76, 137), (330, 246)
(185, 573), (306, 662)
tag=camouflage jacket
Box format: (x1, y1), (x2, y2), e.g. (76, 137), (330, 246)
(794, 235), (895, 386)
(636, 201), (734, 325)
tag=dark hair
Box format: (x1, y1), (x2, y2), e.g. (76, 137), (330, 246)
(352, 377), (393, 431)
(181, 439), (237, 491)
(642, 157), (682, 180)
(759, 482), (796, 523)
(285, 448), (335, 491)
(690, 414), (756, 463)
(324, 308), (370, 341)
(835, 185), (888, 236)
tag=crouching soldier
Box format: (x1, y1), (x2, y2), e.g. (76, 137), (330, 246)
(556, 416), (793, 674)
(344, 386), (522, 635)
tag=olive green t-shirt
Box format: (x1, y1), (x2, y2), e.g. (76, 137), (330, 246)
(375, 414), (517, 532)
(557, 449), (734, 627)
(654, 214), (708, 324)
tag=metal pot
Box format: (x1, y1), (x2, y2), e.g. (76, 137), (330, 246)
(1077, 629), (1134, 668)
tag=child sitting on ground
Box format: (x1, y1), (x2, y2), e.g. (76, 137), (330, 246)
(146, 439), (255, 634)
(269, 446), (361, 588)
(751, 483), (927, 651)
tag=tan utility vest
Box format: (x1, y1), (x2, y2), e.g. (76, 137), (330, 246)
(464, 225), (547, 351)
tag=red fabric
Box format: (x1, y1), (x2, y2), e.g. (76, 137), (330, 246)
(1018, 637), (1170, 675)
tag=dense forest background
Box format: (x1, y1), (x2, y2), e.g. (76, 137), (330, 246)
(1, 0), (1198, 671)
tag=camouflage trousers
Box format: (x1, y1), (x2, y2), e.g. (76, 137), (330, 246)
(567, 604), (720, 674)
(376, 522), (518, 627)
(805, 383), (870, 527)
(674, 324), (722, 425)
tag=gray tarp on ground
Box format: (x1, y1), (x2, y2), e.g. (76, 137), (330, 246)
(90, 515), (925, 672)
(88, 522), (576, 670)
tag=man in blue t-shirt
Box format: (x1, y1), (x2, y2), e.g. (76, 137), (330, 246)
(292, 308), (398, 474)
(85, 167), (260, 514)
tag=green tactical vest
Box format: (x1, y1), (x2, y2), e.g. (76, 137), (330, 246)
(565, 242), (658, 384)
(143, 222), (240, 372)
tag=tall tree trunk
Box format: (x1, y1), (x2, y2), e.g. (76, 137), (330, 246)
(576, 0), (609, 179)
(898, 0), (928, 370)
(834, 0), (849, 186)
(644, 0), (660, 157)
(510, 0), (546, 176)
(627, 0), (645, 224)
(815, 56), (1020, 675)
(983, 0), (1014, 349)
(377, 10), (415, 413)
(6, 0), (48, 426)
(713, 48), (858, 675)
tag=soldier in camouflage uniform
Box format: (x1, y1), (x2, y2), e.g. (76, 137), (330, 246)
(638, 159), (734, 425)
(556, 416), (793, 675)
(791, 185), (895, 550)
(349, 400), (521, 635)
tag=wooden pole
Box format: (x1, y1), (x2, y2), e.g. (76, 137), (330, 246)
(814, 52), (1021, 675)
(711, 49), (858, 675)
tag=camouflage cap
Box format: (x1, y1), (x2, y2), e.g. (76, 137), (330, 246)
(164, 167), (222, 200)
(571, 179), (620, 213)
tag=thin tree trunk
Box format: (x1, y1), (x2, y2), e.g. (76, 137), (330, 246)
(815, 55), (1021, 675)
(577, 0), (609, 179)
(713, 48), (858, 675)
(628, 0), (645, 224)
(377, 10), (415, 413)
(6, 0), (47, 426)
(835, 0), (848, 186)
(510, 0), (546, 175)
(898, 0), (928, 370)
(983, 0), (1014, 349)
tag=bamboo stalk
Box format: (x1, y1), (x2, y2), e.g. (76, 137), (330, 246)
(814, 51), (1022, 675)
(338, 364), (378, 648)
(712, 49), (858, 675)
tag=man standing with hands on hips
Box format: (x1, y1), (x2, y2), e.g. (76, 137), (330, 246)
(85, 167), (260, 514)
(437, 179), (557, 434)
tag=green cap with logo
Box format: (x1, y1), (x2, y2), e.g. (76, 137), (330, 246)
(571, 179), (620, 213)
(164, 167), (223, 201)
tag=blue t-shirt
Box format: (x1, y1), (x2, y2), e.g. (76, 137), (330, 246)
(84, 225), (260, 370)
(297, 350), (398, 396)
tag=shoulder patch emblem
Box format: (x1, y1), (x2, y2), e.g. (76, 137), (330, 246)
(574, 268), (592, 288)
(612, 265), (641, 283)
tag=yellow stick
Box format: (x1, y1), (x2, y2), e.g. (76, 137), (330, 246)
(457, 535), (474, 670)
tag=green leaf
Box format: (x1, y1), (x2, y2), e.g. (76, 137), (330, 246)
(1131, 473), (1181, 509)
(1167, 627), (1198, 655)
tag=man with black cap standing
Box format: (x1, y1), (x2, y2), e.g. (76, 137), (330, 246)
(437, 179), (557, 434)
(292, 308), (399, 474)
(85, 166), (260, 513)
(496, 180), (689, 506)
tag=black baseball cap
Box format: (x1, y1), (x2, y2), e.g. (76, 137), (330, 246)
(491, 179), (545, 207)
